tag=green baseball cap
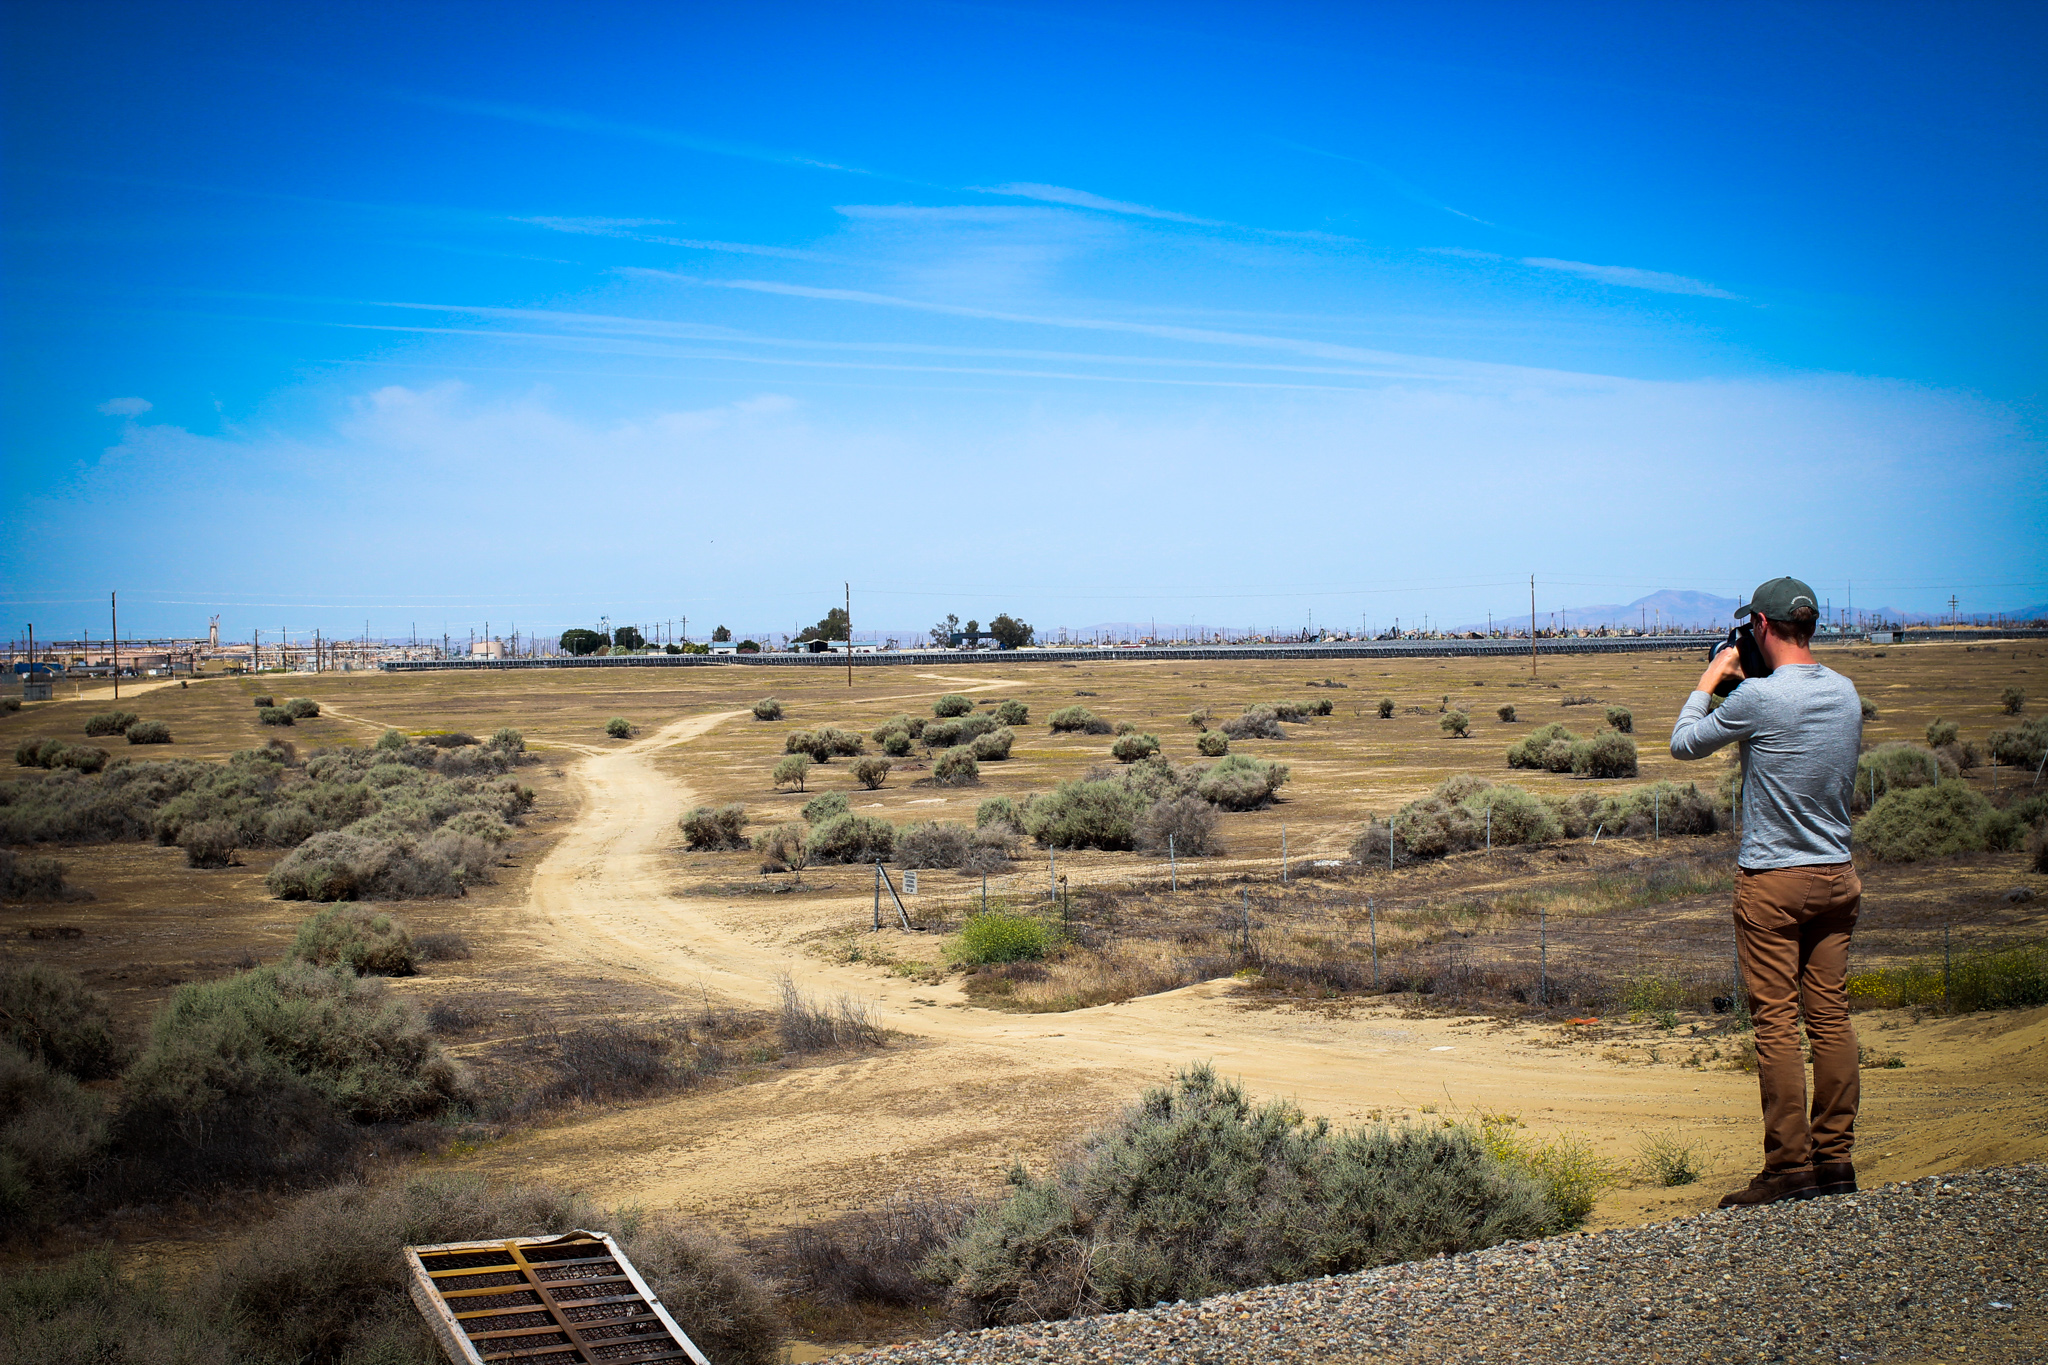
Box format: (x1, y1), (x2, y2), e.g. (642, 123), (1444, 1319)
(1736, 576), (1819, 621)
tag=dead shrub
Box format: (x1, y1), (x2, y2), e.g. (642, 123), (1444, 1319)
(413, 932), (471, 962)
(681, 804), (749, 850)
(755, 822), (810, 875)
(179, 818), (240, 868)
(1136, 795), (1223, 856)
(899, 821), (1007, 873)
(777, 976), (885, 1053)
(772, 1189), (982, 1308)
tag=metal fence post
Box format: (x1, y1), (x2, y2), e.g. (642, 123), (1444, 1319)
(873, 862), (882, 932)
(1169, 834), (1176, 892)
(1486, 804), (1492, 852)
(1539, 902), (1548, 1008)
(1241, 886), (1251, 954)
(1049, 849), (1056, 903)
(1944, 922), (1952, 1008)
(982, 871), (988, 914)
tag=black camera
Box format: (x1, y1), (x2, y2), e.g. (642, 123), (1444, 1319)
(1707, 624), (1771, 696)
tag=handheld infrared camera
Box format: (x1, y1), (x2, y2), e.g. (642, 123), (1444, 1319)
(1707, 624), (1771, 697)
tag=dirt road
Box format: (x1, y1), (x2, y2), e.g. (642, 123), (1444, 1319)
(462, 706), (2048, 1240)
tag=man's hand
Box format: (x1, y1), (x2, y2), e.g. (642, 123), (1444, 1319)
(1698, 642), (1745, 695)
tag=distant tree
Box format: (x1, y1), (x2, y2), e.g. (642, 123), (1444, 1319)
(798, 608), (850, 643)
(559, 628), (608, 656)
(713, 625), (733, 643)
(988, 613), (1034, 649)
(930, 613), (961, 647)
(737, 639), (761, 653)
(613, 625), (645, 651)
(965, 619), (980, 637)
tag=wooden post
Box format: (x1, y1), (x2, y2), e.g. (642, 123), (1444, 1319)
(109, 591), (118, 699)
(1368, 898), (1380, 990)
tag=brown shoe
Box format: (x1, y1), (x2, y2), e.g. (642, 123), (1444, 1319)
(1813, 1161), (1857, 1196)
(1717, 1167), (1819, 1209)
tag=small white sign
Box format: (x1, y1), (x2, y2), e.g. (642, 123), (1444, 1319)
(903, 870), (919, 895)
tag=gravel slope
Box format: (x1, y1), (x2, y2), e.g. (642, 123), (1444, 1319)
(851, 1165), (2045, 1364)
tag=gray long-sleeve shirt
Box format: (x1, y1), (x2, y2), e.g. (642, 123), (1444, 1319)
(1669, 663), (1862, 869)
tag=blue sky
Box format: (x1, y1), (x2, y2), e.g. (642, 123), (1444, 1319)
(5, 0), (2043, 643)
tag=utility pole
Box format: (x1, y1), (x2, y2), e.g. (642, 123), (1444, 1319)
(845, 582), (853, 687)
(110, 591), (119, 700)
(1530, 574), (1538, 676)
(1949, 594), (1959, 632)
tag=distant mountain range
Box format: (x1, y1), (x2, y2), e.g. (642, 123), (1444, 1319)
(1452, 589), (1738, 635)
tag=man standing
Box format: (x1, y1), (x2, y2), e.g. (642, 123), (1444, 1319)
(1671, 577), (1864, 1208)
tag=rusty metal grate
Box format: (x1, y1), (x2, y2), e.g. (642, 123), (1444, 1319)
(406, 1231), (710, 1365)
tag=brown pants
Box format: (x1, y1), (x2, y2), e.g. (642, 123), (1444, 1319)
(1733, 862), (1862, 1171)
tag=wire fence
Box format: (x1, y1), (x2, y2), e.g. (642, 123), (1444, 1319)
(868, 843), (2046, 1019)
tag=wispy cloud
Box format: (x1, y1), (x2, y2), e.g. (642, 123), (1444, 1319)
(515, 216), (833, 261)
(836, 204), (1073, 224)
(1521, 257), (1742, 299)
(98, 396), (151, 416)
(974, 181), (1228, 226)
(401, 93), (919, 182)
(520, 216), (675, 230)
(1279, 140), (1507, 229)
(968, 181), (1358, 245)
(645, 273), (1582, 383)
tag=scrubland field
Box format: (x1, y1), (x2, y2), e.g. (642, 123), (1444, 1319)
(3, 642), (2044, 1361)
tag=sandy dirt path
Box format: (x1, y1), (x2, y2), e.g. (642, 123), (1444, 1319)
(462, 704), (2048, 1241)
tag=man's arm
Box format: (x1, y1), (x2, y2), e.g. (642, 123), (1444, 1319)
(1671, 685), (1754, 760)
